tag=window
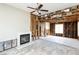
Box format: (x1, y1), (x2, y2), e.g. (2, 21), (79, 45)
(55, 24), (63, 34)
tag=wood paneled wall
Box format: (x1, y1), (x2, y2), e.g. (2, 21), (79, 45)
(64, 22), (77, 39)
(50, 23), (55, 35)
(50, 22), (78, 39)
(31, 14), (39, 40)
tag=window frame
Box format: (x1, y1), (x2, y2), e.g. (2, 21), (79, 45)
(55, 23), (64, 34)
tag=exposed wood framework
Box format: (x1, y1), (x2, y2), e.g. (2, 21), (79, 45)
(31, 4), (79, 39)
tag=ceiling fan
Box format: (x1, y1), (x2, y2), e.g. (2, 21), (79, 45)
(27, 3), (48, 16)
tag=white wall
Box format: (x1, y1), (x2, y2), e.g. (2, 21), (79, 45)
(0, 4), (30, 40)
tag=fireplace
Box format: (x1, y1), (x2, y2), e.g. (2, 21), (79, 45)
(20, 34), (30, 45)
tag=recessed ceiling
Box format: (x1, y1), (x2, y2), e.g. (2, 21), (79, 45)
(7, 3), (78, 15)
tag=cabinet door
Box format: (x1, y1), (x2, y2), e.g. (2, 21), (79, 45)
(0, 42), (4, 51)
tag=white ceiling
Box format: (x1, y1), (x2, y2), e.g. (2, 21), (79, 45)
(7, 3), (78, 15)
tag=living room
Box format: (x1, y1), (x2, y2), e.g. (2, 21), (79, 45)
(0, 3), (79, 55)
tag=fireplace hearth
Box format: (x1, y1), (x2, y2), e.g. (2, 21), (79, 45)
(20, 34), (30, 45)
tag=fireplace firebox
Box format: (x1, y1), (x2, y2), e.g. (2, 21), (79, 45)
(20, 34), (30, 45)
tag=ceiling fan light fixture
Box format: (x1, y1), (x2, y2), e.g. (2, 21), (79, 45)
(27, 3), (48, 15)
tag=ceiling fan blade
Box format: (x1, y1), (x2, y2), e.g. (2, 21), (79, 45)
(31, 11), (35, 13)
(38, 4), (43, 9)
(40, 9), (48, 12)
(27, 7), (36, 9)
